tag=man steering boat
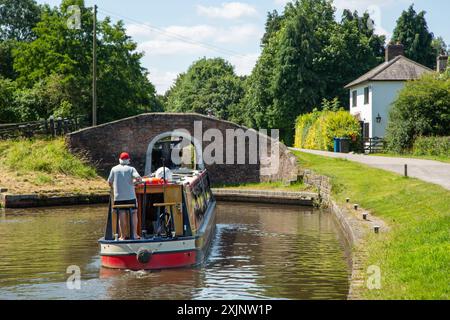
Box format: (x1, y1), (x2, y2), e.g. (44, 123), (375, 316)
(108, 152), (142, 240)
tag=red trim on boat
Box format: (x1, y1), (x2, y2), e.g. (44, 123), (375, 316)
(101, 250), (197, 270)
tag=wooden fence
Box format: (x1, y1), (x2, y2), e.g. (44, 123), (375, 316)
(0, 116), (89, 140)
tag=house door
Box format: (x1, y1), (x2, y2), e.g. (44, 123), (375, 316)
(363, 123), (370, 141)
(360, 121), (370, 142)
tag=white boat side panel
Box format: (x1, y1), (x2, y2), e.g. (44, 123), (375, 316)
(101, 239), (196, 255)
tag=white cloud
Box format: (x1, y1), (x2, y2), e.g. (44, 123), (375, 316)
(133, 24), (262, 56)
(215, 24), (263, 44)
(126, 24), (156, 38)
(229, 53), (259, 76)
(139, 39), (211, 56)
(197, 2), (258, 19)
(148, 69), (178, 94)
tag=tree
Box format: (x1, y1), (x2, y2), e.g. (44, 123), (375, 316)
(391, 5), (436, 68)
(12, 0), (158, 123)
(0, 0), (41, 41)
(0, 40), (18, 79)
(0, 0), (42, 79)
(241, 0), (385, 145)
(165, 58), (245, 121)
(385, 72), (450, 153)
(0, 76), (19, 123)
(432, 37), (448, 56)
(261, 10), (283, 47)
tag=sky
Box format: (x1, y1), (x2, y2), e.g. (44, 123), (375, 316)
(35, 0), (450, 94)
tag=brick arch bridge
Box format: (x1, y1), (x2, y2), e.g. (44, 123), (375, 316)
(66, 113), (297, 184)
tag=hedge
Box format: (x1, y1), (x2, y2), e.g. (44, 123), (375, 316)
(294, 110), (361, 151)
(412, 136), (450, 157)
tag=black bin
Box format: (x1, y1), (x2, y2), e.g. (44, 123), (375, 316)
(339, 138), (350, 154)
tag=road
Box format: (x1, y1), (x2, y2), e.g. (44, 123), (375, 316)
(292, 149), (450, 191)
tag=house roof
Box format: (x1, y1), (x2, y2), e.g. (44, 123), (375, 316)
(344, 55), (433, 89)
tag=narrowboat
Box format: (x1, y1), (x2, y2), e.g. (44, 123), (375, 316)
(99, 140), (216, 270)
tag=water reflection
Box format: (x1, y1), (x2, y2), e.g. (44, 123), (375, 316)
(0, 203), (349, 300)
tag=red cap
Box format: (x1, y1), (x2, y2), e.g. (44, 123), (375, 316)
(119, 152), (130, 160)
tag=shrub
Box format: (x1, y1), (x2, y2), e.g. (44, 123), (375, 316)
(386, 72), (450, 153)
(294, 110), (320, 148)
(413, 136), (450, 157)
(294, 107), (361, 151)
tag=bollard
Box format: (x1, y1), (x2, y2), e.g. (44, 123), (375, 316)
(404, 164), (408, 177)
(362, 213), (368, 220)
(374, 226), (380, 234)
(354, 204), (359, 210)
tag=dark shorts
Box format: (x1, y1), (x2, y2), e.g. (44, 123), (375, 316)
(113, 199), (137, 210)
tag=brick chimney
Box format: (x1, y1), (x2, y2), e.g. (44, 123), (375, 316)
(437, 53), (448, 73)
(385, 43), (405, 62)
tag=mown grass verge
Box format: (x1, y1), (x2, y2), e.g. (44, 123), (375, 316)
(293, 151), (450, 300)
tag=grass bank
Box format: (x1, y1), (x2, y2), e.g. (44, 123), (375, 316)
(0, 138), (108, 195)
(293, 151), (450, 300)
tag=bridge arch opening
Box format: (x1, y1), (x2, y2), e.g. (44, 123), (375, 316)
(144, 131), (205, 176)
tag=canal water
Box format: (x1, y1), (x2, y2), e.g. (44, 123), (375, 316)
(0, 202), (350, 300)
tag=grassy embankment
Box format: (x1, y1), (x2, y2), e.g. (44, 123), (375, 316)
(0, 138), (108, 195)
(293, 151), (449, 300)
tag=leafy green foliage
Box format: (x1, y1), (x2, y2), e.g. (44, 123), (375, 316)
(0, 0), (159, 124)
(165, 58), (245, 121)
(413, 136), (450, 158)
(0, 40), (19, 79)
(241, 0), (385, 145)
(391, 5), (439, 69)
(0, 76), (19, 122)
(0, 0), (41, 41)
(385, 72), (450, 153)
(294, 99), (361, 151)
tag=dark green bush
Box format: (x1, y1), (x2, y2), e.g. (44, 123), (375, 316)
(385, 72), (450, 153)
(413, 136), (450, 157)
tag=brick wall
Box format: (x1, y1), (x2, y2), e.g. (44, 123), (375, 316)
(66, 113), (298, 185)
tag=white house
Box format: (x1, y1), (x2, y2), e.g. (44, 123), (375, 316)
(344, 44), (446, 140)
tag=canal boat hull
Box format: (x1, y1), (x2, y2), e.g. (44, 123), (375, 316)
(99, 200), (216, 270)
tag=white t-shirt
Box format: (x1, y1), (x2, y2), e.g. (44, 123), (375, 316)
(108, 164), (141, 201)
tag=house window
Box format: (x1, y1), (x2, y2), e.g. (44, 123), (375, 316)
(364, 87), (370, 105)
(352, 90), (357, 107)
